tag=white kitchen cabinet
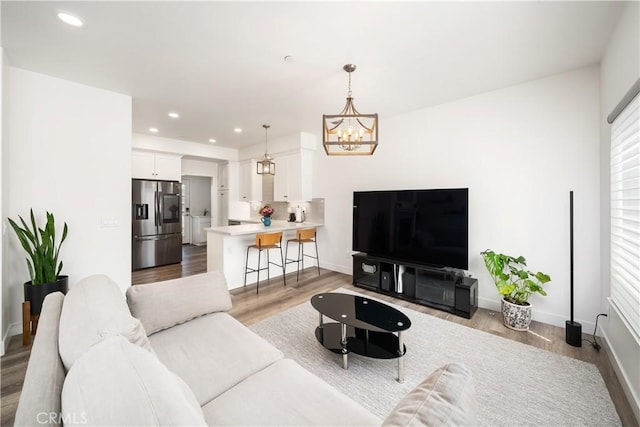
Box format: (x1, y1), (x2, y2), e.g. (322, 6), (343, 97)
(273, 151), (312, 202)
(238, 159), (262, 201)
(191, 216), (212, 246)
(132, 151), (181, 181)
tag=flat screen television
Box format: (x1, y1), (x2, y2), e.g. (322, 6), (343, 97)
(353, 188), (468, 270)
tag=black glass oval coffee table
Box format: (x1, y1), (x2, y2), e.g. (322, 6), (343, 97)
(310, 292), (411, 383)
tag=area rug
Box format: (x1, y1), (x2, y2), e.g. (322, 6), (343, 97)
(250, 288), (621, 426)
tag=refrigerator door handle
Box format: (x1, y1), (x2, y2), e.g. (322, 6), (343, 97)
(158, 191), (164, 226)
(154, 191), (158, 227)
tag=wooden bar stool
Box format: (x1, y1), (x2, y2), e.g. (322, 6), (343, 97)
(244, 232), (286, 294)
(285, 228), (320, 282)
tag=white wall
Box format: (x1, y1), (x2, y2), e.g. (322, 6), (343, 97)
(3, 68), (132, 340)
(0, 47), (7, 355)
(314, 65), (601, 330)
(599, 2), (640, 420)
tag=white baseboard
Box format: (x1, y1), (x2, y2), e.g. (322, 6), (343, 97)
(478, 296), (597, 332)
(602, 302), (640, 424)
(477, 296), (501, 312)
(9, 321), (21, 337)
(1, 322), (22, 356)
(321, 261), (350, 275)
(601, 329), (640, 423)
(1, 327), (7, 357)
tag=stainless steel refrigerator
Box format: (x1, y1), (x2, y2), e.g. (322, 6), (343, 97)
(132, 179), (182, 270)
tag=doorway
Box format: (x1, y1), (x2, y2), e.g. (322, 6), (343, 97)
(181, 175), (213, 245)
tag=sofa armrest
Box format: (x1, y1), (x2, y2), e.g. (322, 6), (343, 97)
(126, 271), (232, 335)
(14, 292), (66, 427)
(382, 363), (477, 427)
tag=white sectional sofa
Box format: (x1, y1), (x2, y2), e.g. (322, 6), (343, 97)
(14, 271), (477, 426)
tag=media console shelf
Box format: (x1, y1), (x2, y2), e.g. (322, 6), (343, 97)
(352, 253), (478, 319)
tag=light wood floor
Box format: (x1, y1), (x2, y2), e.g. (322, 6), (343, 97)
(132, 244), (207, 285)
(2, 245), (637, 426)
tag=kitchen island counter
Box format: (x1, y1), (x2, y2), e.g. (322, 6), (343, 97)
(206, 220), (323, 236)
(205, 221), (323, 289)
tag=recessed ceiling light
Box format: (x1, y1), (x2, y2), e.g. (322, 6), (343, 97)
(57, 12), (84, 27)
(149, 127), (158, 133)
(233, 128), (242, 133)
(168, 112), (180, 119)
(284, 55), (294, 63)
(209, 139), (217, 143)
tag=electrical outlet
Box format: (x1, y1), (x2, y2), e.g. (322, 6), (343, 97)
(100, 218), (120, 228)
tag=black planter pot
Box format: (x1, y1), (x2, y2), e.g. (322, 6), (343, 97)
(24, 275), (69, 316)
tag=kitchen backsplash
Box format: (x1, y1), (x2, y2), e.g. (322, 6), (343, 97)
(249, 198), (324, 223)
(262, 174), (274, 202)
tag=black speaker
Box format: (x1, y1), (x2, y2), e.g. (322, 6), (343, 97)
(566, 320), (582, 347)
(402, 271), (416, 298)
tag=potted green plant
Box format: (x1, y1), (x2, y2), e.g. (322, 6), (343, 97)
(480, 249), (551, 331)
(8, 209), (69, 315)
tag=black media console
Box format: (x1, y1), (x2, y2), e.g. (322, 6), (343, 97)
(352, 253), (478, 319)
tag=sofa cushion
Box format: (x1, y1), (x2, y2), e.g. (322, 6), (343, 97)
(202, 358), (381, 426)
(126, 271), (233, 335)
(14, 292), (65, 427)
(58, 274), (153, 371)
(61, 336), (206, 426)
(382, 363), (477, 427)
(149, 311), (283, 406)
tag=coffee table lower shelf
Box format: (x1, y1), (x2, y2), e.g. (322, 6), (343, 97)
(314, 323), (407, 381)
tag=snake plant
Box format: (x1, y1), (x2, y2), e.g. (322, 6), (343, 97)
(8, 209), (68, 285)
(480, 249), (551, 305)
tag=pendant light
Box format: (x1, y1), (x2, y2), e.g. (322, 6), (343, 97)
(322, 64), (378, 155)
(257, 124), (275, 175)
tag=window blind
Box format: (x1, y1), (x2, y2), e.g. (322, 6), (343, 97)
(610, 91), (640, 340)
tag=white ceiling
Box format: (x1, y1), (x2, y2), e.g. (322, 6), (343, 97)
(1, 1), (624, 149)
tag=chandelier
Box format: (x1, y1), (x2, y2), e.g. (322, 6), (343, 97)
(257, 124), (275, 175)
(322, 64), (378, 155)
